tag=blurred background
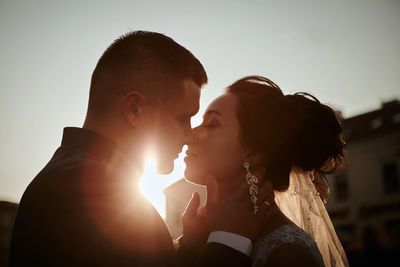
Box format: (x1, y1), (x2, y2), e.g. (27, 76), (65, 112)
(1, 0), (399, 266)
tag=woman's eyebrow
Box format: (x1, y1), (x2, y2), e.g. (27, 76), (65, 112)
(203, 110), (222, 118)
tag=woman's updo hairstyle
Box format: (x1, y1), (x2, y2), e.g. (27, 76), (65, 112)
(226, 76), (298, 191)
(285, 92), (345, 201)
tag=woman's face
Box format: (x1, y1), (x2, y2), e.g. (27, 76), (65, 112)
(184, 93), (248, 186)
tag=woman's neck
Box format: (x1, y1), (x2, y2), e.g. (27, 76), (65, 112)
(214, 169), (261, 200)
(213, 176), (293, 241)
(215, 178), (243, 201)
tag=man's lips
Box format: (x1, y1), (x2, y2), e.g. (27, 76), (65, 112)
(185, 150), (198, 157)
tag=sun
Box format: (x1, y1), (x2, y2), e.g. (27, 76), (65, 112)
(138, 148), (188, 219)
(139, 150), (186, 219)
(138, 155), (166, 218)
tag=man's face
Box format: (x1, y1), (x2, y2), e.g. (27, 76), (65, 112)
(147, 80), (201, 174)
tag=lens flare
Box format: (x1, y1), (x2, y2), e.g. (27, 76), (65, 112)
(138, 147), (188, 219)
(138, 154), (166, 218)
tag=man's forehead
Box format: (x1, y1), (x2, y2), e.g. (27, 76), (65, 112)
(181, 80), (201, 110)
(183, 79), (201, 98)
(164, 79), (201, 113)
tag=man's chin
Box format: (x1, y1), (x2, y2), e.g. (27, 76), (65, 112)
(157, 162), (174, 174)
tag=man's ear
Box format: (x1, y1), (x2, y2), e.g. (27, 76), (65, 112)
(123, 91), (145, 126)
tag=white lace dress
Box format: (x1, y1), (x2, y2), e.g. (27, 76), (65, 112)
(251, 224), (325, 267)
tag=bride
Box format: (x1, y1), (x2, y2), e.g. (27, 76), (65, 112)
(183, 75), (349, 267)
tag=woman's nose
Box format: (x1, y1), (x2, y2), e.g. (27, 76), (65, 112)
(184, 126), (201, 145)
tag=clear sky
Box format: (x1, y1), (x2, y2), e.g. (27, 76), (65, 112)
(1, 0), (399, 212)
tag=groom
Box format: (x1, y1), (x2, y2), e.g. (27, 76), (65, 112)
(8, 31), (275, 267)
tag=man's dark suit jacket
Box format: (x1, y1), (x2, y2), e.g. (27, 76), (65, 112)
(8, 127), (251, 267)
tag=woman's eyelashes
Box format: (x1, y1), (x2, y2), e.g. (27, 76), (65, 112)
(202, 118), (220, 128)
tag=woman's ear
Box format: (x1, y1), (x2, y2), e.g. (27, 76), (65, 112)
(123, 91), (145, 126)
(245, 153), (266, 179)
(245, 152), (263, 167)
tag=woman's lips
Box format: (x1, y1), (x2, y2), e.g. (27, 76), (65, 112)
(184, 150), (198, 163)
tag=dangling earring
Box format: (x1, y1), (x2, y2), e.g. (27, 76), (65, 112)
(243, 161), (259, 214)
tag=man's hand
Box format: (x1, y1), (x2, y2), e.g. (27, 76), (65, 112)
(180, 192), (208, 250)
(205, 175), (278, 241)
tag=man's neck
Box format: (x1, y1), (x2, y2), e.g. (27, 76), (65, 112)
(83, 117), (145, 171)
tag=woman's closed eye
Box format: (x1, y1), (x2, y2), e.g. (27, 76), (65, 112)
(202, 118), (220, 128)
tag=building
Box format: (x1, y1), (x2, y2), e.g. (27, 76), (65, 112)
(0, 201), (18, 267)
(163, 179), (206, 239)
(327, 99), (400, 252)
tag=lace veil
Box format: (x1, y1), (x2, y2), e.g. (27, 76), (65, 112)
(274, 169), (349, 267)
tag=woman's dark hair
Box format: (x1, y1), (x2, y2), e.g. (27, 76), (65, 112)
(227, 76), (297, 191)
(285, 92), (345, 201)
(227, 76), (345, 199)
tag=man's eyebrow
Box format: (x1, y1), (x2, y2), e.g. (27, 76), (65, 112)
(181, 110), (197, 117)
(203, 110), (222, 117)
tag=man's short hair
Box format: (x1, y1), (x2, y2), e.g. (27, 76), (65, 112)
(88, 31), (207, 116)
